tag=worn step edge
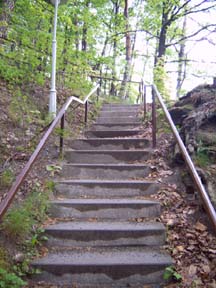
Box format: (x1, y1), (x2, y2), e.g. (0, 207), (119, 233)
(55, 179), (157, 185)
(67, 138), (151, 150)
(45, 221), (166, 247)
(86, 130), (143, 138)
(31, 247), (172, 277)
(61, 163), (151, 179)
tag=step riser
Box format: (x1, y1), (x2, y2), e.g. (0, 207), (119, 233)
(55, 182), (159, 198)
(69, 139), (150, 150)
(64, 150), (150, 164)
(96, 117), (139, 124)
(49, 203), (161, 220)
(91, 124), (141, 131)
(46, 231), (166, 247)
(102, 104), (140, 109)
(99, 111), (139, 118)
(61, 165), (151, 179)
(31, 266), (168, 286)
(86, 130), (142, 138)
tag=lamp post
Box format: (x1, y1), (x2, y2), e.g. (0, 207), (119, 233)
(48, 0), (67, 117)
(49, 0), (59, 117)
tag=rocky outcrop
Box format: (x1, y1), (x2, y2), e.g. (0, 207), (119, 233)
(169, 84), (216, 207)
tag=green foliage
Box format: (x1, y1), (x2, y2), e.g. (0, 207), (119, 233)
(46, 164), (62, 177)
(195, 145), (211, 168)
(0, 268), (27, 288)
(156, 108), (171, 133)
(153, 57), (170, 101)
(0, 248), (9, 270)
(0, 169), (14, 189)
(163, 266), (182, 282)
(1, 185), (50, 241)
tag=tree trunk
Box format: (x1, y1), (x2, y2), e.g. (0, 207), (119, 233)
(119, 0), (132, 99)
(110, 0), (119, 96)
(82, 1), (90, 52)
(176, 15), (187, 98)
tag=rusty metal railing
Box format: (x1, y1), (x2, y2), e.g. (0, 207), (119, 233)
(145, 83), (216, 231)
(0, 84), (99, 220)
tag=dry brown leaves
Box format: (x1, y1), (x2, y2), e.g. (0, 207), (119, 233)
(149, 135), (216, 288)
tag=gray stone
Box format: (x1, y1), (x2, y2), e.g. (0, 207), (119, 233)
(67, 138), (151, 150)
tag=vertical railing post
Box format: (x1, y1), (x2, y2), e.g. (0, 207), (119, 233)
(152, 86), (157, 148)
(60, 113), (65, 156)
(138, 82), (142, 104)
(144, 84), (147, 119)
(85, 101), (88, 124)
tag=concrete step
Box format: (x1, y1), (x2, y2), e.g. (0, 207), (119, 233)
(45, 221), (166, 247)
(55, 180), (159, 199)
(96, 117), (139, 124)
(86, 129), (143, 138)
(31, 246), (172, 286)
(49, 199), (161, 220)
(64, 149), (151, 163)
(61, 163), (151, 179)
(91, 123), (141, 131)
(68, 138), (151, 150)
(102, 104), (140, 110)
(99, 111), (139, 118)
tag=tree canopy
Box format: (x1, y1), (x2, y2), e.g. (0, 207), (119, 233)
(0, 0), (215, 101)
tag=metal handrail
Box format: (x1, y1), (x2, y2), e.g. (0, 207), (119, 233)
(0, 84), (99, 220)
(150, 83), (216, 231)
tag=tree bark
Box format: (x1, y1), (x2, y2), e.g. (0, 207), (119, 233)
(119, 0), (132, 99)
(176, 15), (187, 98)
(110, 0), (119, 96)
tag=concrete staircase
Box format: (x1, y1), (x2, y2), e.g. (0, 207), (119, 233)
(31, 103), (172, 287)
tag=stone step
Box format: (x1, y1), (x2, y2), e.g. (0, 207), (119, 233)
(86, 129), (143, 138)
(55, 180), (159, 199)
(68, 138), (151, 150)
(96, 117), (139, 124)
(99, 111), (139, 118)
(49, 199), (161, 219)
(64, 149), (151, 163)
(31, 246), (172, 286)
(91, 123), (141, 131)
(61, 163), (151, 179)
(45, 221), (166, 247)
(102, 103), (140, 109)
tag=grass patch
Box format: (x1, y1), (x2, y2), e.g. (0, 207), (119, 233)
(0, 169), (14, 189)
(1, 184), (50, 241)
(0, 268), (27, 288)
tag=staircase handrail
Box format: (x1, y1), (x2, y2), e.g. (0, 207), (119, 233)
(0, 84), (99, 220)
(149, 83), (216, 231)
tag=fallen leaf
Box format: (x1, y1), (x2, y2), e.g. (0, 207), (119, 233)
(188, 264), (197, 277)
(195, 221), (207, 232)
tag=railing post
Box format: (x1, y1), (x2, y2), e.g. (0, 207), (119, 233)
(152, 86), (157, 148)
(144, 84), (147, 119)
(85, 101), (88, 124)
(60, 113), (65, 156)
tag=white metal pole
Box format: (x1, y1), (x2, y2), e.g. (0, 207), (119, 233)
(49, 0), (59, 117)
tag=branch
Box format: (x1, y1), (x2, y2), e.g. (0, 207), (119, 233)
(166, 24), (216, 47)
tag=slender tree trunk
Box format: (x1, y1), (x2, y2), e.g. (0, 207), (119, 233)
(110, 0), (119, 96)
(73, 16), (79, 52)
(82, 1), (90, 52)
(119, 0), (132, 99)
(176, 15), (187, 98)
(156, 2), (169, 64)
